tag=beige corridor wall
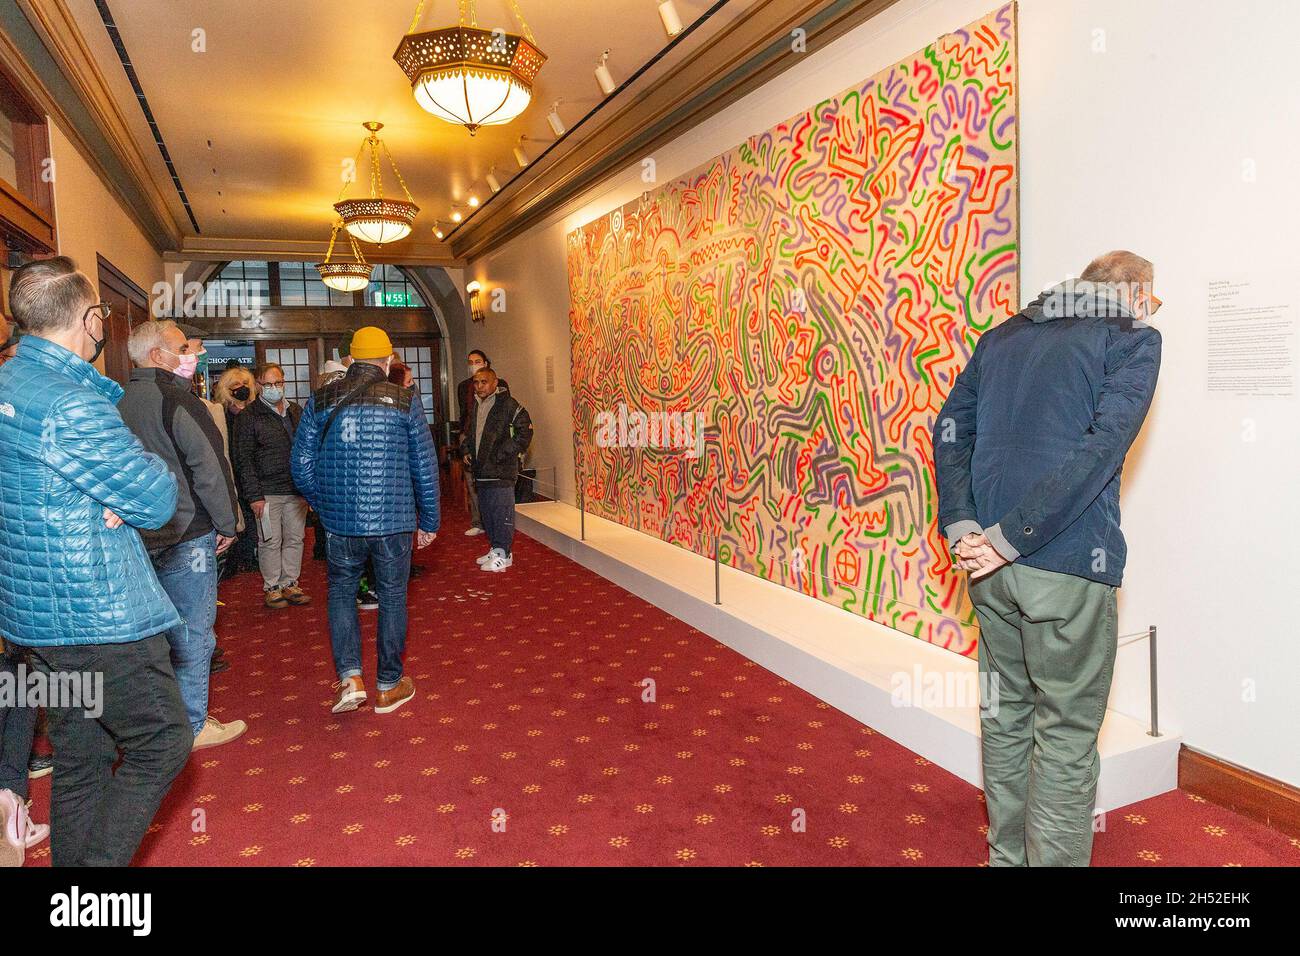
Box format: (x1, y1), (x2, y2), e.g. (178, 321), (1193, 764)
(48, 122), (163, 303)
(466, 0), (1300, 787)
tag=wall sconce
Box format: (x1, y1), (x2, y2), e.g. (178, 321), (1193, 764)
(467, 280), (485, 322)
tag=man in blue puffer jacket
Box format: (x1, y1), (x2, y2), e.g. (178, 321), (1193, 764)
(0, 257), (192, 866)
(292, 326), (440, 716)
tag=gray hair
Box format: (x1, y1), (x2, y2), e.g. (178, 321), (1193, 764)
(8, 256), (97, 335)
(1080, 250), (1153, 287)
(127, 319), (179, 367)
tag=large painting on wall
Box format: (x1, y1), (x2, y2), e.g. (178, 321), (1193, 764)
(566, 3), (1018, 655)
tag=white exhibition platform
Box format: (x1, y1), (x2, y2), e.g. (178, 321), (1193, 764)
(517, 500), (1181, 812)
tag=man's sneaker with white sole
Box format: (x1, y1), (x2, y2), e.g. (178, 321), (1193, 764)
(476, 548), (503, 566)
(464, 526), (485, 536)
(481, 552), (513, 572)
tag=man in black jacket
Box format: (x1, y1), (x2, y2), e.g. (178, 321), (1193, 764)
(461, 368), (532, 572)
(456, 350), (509, 537)
(235, 363), (309, 609)
(119, 319), (247, 751)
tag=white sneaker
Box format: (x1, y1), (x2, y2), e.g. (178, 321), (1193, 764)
(0, 788), (46, 867)
(464, 526), (485, 536)
(476, 548), (503, 566)
(481, 553), (513, 572)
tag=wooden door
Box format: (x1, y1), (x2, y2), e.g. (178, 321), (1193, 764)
(97, 255), (149, 386)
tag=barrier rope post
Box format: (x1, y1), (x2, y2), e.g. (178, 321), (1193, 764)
(714, 535), (721, 606)
(579, 465), (586, 542)
(1148, 625), (1160, 737)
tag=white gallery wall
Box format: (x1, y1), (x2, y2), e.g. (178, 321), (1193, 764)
(465, 0), (1300, 787)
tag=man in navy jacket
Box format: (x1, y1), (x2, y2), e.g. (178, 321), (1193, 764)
(291, 327), (439, 716)
(934, 250), (1162, 867)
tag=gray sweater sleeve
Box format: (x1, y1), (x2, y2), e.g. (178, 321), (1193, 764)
(173, 401), (241, 536)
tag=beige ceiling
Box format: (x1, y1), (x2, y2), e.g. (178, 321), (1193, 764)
(61, 0), (755, 262)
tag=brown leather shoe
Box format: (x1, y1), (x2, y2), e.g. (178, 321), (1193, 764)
(264, 588), (289, 609)
(332, 676), (367, 714)
(282, 585), (311, 606)
(374, 676), (415, 714)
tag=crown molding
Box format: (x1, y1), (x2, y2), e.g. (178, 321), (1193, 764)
(447, 0), (901, 262)
(10, 0), (183, 251)
(173, 234), (464, 268)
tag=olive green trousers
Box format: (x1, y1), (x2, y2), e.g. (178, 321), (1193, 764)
(969, 563), (1117, 866)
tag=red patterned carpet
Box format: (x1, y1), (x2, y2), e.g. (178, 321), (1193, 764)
(22, 503), (1300, 867)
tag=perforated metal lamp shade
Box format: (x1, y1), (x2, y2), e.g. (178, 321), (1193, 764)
(317, 262), (373, 292)
(332, 197), (419, 245)
(394, 26), (546, 134)
(317, 220), (374, 292)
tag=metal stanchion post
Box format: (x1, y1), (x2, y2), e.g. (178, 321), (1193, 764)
(714, 536), (721, 605)
(1147, 625), (1160, 737)
(579, 471), (586, 542)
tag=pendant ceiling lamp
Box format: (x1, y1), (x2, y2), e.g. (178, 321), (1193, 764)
(394, 0), (547, 136)
(316, 221), (374, 292)
(333, 121), (419, 245)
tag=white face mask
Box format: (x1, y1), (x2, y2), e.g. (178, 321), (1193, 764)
(468, 361), (484, 375)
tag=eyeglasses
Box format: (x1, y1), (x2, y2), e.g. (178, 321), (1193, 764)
(82, 302), (112, 323)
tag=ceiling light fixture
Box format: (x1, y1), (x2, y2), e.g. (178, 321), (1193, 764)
(513, 135), (531, 168)
(595, 50), (617, 95)
(395, 0), (547, 136)
(546, 100), (565, 137)
(316, 220), (374, 292)
(468, 193), (480, 208)
(333, 121), (419, 245)
(658, 0), (684, 37)
(486, 167), (502, 193)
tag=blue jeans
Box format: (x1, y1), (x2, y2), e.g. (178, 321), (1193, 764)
(326, 531), (413, 691)
(152, 531), (218, 736)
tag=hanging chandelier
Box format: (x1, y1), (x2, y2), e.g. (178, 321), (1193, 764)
(316, 221), (374, 292)
(394, 0), (546, 135)
(333, 121), (419, 244)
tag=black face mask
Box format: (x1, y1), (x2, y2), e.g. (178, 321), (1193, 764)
(84, 314), (106, 364)
(231, 385), (251, 402)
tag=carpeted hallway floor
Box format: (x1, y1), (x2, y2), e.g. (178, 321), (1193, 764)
(23, 501), (1300, 867)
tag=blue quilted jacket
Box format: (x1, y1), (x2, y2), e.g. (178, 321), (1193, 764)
(0, 336), (181, 647)
(291, 362), (440, 536)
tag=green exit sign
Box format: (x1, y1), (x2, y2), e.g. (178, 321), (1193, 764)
(383, 291), (411, 307)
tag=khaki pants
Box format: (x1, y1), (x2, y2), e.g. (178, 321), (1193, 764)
(968, 563), (1117, 867)
(256, 494), (308, 591)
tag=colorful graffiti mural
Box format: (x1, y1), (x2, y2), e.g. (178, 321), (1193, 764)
(566, 4), (1018, 655)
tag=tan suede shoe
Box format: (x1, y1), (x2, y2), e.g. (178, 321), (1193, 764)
(332, 676), (367, 714)
(192, 716), (248, 751)
(282, 585), (311, 606)
(374, 676), (415, 715)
